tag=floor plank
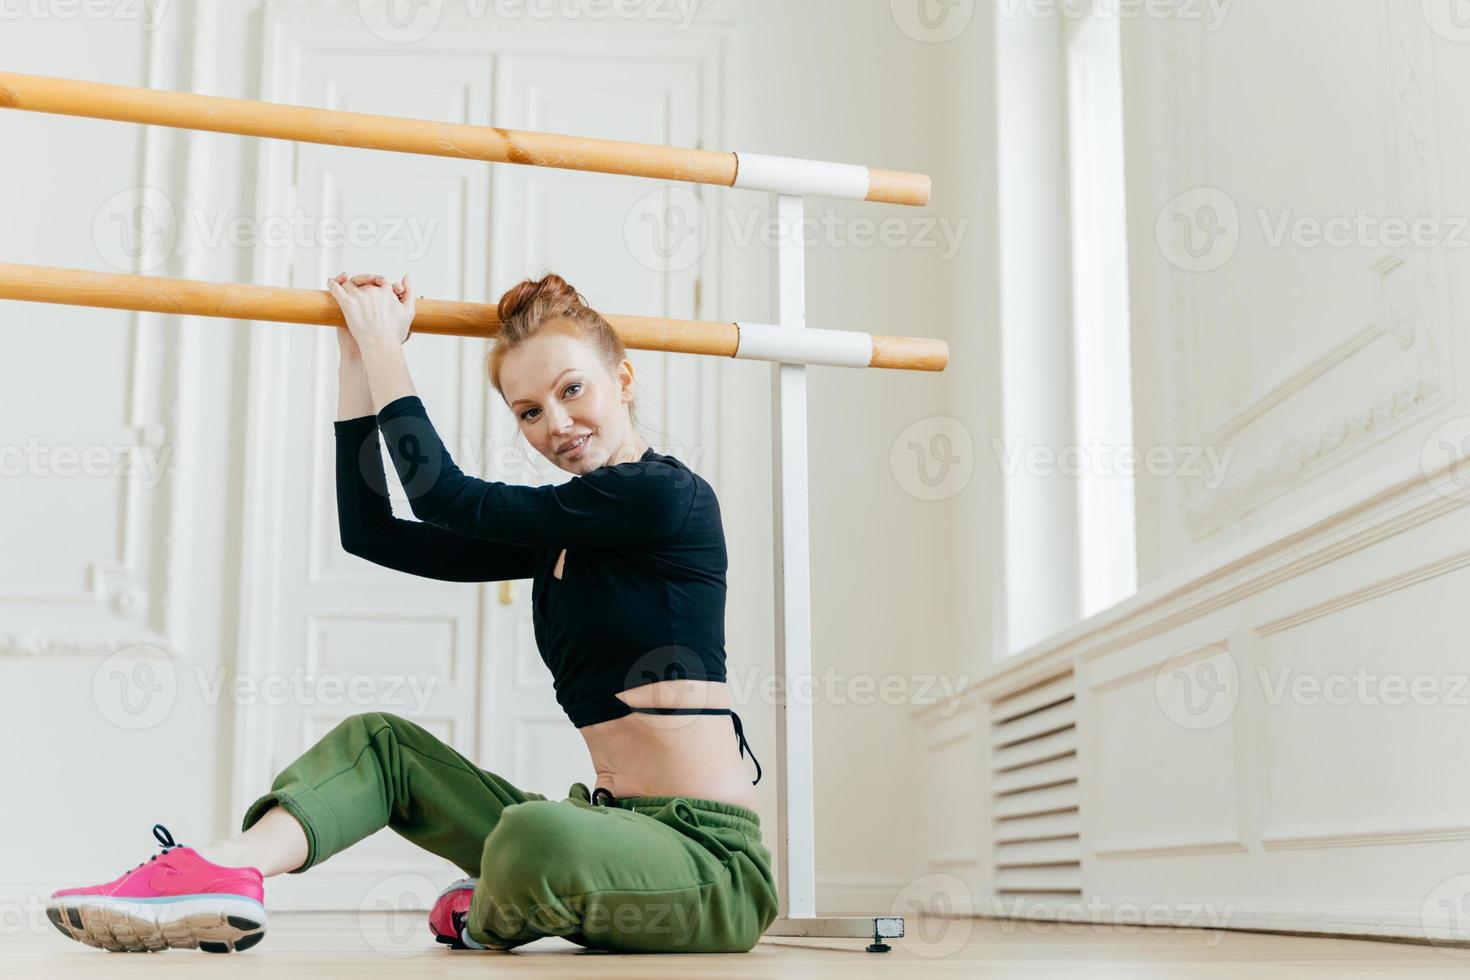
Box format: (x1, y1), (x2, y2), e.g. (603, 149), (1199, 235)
(5, 912), (1468, 978)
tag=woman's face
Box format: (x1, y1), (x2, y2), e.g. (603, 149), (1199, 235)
(500, 327), (636, 475)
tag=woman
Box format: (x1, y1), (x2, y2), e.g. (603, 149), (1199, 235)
(45, 271), (775, 955)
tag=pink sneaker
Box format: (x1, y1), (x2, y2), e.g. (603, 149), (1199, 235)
(47, 823), (267, 953)
(428, 877), (477, 949)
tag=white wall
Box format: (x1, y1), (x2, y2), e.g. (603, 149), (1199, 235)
(919, 0), (1470, 944)
(0, 0), (961, 920)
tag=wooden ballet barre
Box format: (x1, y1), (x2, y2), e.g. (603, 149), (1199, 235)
(0, 263), (948, 372)
(0, 72), (931, 207)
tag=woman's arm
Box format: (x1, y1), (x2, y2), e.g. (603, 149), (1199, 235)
(373, 392), (695, 549)
(328, 271), (694, 550)
(334, 411), (539, 582)
(333, 302), (538, 582)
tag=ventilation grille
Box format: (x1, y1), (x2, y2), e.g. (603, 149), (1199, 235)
(990, 671), (1081, 906)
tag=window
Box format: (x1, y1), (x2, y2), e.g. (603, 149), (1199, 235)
(996, 4), (1136, 657)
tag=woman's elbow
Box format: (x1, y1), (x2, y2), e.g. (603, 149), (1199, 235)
(339, 527), (371, 558)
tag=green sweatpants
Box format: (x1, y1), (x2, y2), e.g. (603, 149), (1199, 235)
(240, 711), (778, 953)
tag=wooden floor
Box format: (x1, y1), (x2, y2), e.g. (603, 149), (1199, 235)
(6, 912), (1468, 977)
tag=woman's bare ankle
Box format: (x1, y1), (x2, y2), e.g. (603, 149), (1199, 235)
(200, 806), (310, 877)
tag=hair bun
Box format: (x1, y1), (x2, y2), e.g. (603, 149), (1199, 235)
(498, 273), (584, 324)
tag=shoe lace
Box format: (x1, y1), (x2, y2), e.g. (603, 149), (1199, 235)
(123, 823), (184, 874)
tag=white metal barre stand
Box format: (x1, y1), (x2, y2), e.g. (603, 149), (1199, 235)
(759, 193), (904, 952)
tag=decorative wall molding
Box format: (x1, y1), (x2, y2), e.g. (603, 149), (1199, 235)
(1091, 833), (1248, 860)
(921, 460), (1470, 722)
(0, 0), (214, 658)
(265, 0), (735, 31)
(0, 629), (176, 657)
(1160, 0), (1454, 539)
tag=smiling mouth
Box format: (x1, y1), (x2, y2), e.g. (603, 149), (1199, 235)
(559, 434), (590, 455)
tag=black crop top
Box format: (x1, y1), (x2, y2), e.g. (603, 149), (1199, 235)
(333, 394), (760, 784)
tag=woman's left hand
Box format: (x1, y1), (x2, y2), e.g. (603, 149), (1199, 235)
(326, 271), (416, 353)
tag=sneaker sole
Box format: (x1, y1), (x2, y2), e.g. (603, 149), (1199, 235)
(45, 894), (267, 953)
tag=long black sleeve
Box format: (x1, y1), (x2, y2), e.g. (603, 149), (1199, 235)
(376, 394), (696, 549)
(335, 414), (538, 582)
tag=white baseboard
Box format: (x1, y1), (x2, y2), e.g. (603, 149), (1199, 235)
(975, 895), (1470, 946)
(815, 873), (919, 916)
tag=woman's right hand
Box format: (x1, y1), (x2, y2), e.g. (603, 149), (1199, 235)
(332, 272), (414, 360)
(333, 272), (396, 362)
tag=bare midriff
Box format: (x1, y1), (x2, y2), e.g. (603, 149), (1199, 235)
(579, 678), (758, 811)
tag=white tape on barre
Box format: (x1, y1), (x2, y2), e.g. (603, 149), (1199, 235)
(732, 152), (871, 201)
(734, 323), (874, 368)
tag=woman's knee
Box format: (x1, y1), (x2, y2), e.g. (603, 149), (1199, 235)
(478, 801), (572, 886)
(340, 710), (406, 733)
